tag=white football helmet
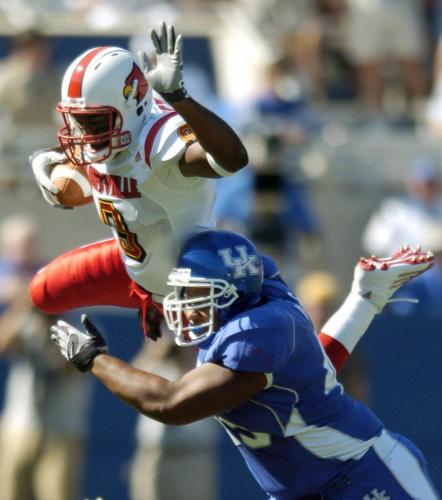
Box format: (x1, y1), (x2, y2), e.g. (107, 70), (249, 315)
(57, 46), (152, 166)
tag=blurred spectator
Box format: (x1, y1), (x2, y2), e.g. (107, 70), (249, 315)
(426, 35), (442, 138)
(129, 333), (218, 500)
(236, 0), (324, 98)
(295, 270), (340, 330)
(387, 221), (442, 319)
(0, 30), (52, 126)
(274, 0), (355, 102)
(243, 56), (324, 280)
(214, 167), (254, 234)
(0, 214), (91, 500)
(178, 63), (255, 234)
(362, 155), (442, 256)
(342, 0), (428, 122)
(295, 269), (371, 403)
(236, 0), (314, 46)
(425, 23), (442, 139)
(308, 0), (354, 102)
(0, 30), (58, 191)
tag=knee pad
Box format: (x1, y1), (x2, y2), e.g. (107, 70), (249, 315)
(29, 269), (64, 315)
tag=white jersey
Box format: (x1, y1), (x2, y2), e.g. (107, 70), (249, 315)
(86, 99), (216, 299)
(362, 195), (442, 256)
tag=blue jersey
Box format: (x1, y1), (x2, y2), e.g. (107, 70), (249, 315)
(197, 256), (384, 498)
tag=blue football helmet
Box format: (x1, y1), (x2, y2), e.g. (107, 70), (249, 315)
(163, 230), (264, 346)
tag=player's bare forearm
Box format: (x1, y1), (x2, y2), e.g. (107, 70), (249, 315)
(0, 306), (29, 354)
(172, 97), (248, 173)
(90, 354), (266, 424)
(0, 291), (34, 354)
(144, 22), (247, 174)
(91, 353), (176, 422)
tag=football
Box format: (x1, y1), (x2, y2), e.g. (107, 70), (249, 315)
(50, 161), (93, 208)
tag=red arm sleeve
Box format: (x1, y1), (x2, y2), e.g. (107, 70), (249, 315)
(318, 332), (350, 373)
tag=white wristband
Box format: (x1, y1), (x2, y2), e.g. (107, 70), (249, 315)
(206, 153), (234, 177)
(321, 292), (378, 354)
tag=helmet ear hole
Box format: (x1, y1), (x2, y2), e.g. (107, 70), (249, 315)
(136, 106), (143, 116)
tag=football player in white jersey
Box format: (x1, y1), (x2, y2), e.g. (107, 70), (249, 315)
(28, 22), (435, 377)
(29, 23), (249, 339)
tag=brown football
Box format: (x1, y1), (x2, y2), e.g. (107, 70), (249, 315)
(50, 161), (93, 208)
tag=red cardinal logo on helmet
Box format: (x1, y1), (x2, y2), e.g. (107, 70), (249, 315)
(123, 63), (148, 104)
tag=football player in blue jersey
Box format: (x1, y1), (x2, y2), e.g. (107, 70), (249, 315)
(50, 230), (439, 499)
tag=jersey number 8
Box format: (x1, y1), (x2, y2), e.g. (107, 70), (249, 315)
(98, 199), (146, 262)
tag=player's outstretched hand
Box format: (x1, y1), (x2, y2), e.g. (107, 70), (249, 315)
(138, 21), (187, 103)
(50, 314), (108, 372)
(30, 148), (71, 209)
(351, 245), (434, 312)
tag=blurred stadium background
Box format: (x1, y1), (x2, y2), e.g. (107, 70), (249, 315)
(0, 1), (441, 499)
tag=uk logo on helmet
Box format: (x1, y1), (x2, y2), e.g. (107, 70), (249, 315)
(123, 63), (148, 104)
(218, 246), (260, 278)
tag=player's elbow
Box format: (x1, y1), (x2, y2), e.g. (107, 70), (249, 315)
(139, 403), (194, 425)
(152, 410), (195, 426)
(216, 149), (248, 176)
(204, 144), (248, 176)
(229, 145), (249, 172)
(140, 390), (202, 425)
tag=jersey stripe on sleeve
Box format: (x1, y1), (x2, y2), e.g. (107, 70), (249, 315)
(144, 111), (178, 167)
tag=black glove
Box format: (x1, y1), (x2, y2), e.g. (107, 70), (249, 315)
(50, 314), (108, 372)
(139, 306), (164, 341)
